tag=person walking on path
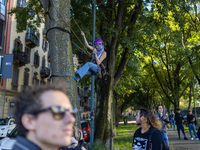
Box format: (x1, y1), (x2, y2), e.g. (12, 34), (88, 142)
(132, 108), (168, 150)
(187, 109), (199, 140)
(12, 82), (78, 150)
(169, 110), (176, 130)
(175, 108), (188, 140)
(154, 104), (170, 146)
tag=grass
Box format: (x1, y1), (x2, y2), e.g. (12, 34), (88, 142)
(113, 124), (139, 150)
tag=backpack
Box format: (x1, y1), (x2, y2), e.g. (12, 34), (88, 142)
(148, 128), (170, 150)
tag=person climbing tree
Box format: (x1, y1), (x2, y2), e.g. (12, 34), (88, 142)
(75, 31), (107, 81)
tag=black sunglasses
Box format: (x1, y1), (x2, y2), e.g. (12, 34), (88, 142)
(33, 106), (77, 120)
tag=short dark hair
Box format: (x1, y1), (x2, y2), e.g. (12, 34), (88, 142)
(177, 108), (181, 111)
(13, 82), (68, 136)
(156, 104), (162, 111)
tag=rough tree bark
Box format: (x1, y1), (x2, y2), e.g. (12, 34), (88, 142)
(41, 0), (80, 128)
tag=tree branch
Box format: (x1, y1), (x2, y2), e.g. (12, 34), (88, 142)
(113, 0), (143, 88)
(151, 56), (174, 104)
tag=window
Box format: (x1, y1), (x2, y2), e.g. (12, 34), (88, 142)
(0, 0), (6, 5)
(42, 39), (48, 51)
(42, 57), (45, 68)
(37, 33), (40, 45)
(14, 39), (22, 52)
(34, 53), (40, 67)
(24, 73), (29, 86)
(10, 102), (15, 108)
(12, 69), (19, 85)
(32, 77), (39, 85)
(48, 63), (50, 69)
(0, 21), (3, 47)
(0, 1), (5, 16)
(25, 47), (30, 62)
(17, 0), (26, 8)
(12, 69), (19, 91)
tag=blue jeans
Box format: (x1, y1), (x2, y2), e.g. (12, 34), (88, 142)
(76, 62), (98, 81)
(161, 132), (169, 146)
(170, 119), (175, 129)
(188, 124), (198, 138)
(177, 124), (186, 138)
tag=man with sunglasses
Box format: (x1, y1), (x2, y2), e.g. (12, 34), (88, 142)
(12, 83), (78, 150)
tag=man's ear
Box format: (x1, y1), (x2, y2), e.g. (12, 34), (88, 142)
(21, 114), (36, 131)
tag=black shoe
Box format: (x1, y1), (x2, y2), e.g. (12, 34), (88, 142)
(179, 137), (181, 140)
(184, 137), (188, 140)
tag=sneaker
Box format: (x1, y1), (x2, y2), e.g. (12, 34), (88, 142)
(196, 138), (199, 140)
(184, 137), (188, 140)
(191, 138), (194, 140)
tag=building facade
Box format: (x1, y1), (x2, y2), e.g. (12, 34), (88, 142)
(0, 0), (50, 118)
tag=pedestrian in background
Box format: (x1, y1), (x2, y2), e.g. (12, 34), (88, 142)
(187, 109), (199, 140)
(12, 82), (77, 150)
(60, 127), (90, 150)
(155, 104), (170, 146)
(132, 108), (169, 150)
(175, 108), (188, 140)
(169, 110), (176, 130)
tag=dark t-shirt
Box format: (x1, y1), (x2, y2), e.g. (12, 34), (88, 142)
(187, 114), (195, 125)
(132, 127), (163, 150)
(175, 113), (184, 124)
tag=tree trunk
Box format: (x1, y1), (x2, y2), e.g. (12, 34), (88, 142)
(113, 99), (118, 137)
(188, 84), (192, 110)
(115, 100), (119, 127)
(41, 0), (80, 128)
(174, 100), (179, 112)
(94, 75), (114, 146)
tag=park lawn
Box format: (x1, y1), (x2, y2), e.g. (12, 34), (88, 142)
(114, 124), (139, 149)
(183, 124), (198, 133)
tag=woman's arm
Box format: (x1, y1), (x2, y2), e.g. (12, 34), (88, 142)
(94, 50), (107, 65)
(81, 31), (94, 51)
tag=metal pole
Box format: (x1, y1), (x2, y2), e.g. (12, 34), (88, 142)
(193, 78), (197, 119)
(90, 0), (96, 148)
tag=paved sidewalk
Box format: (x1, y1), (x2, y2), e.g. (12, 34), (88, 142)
(168, 129), (200, 150)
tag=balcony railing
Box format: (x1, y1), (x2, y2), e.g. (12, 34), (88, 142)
(40, 67), (50, 78)
(25, 33), (39, 48)
(13, 50), (28, 67)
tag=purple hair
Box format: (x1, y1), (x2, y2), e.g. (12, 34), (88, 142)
(94, 39), (104, 45)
